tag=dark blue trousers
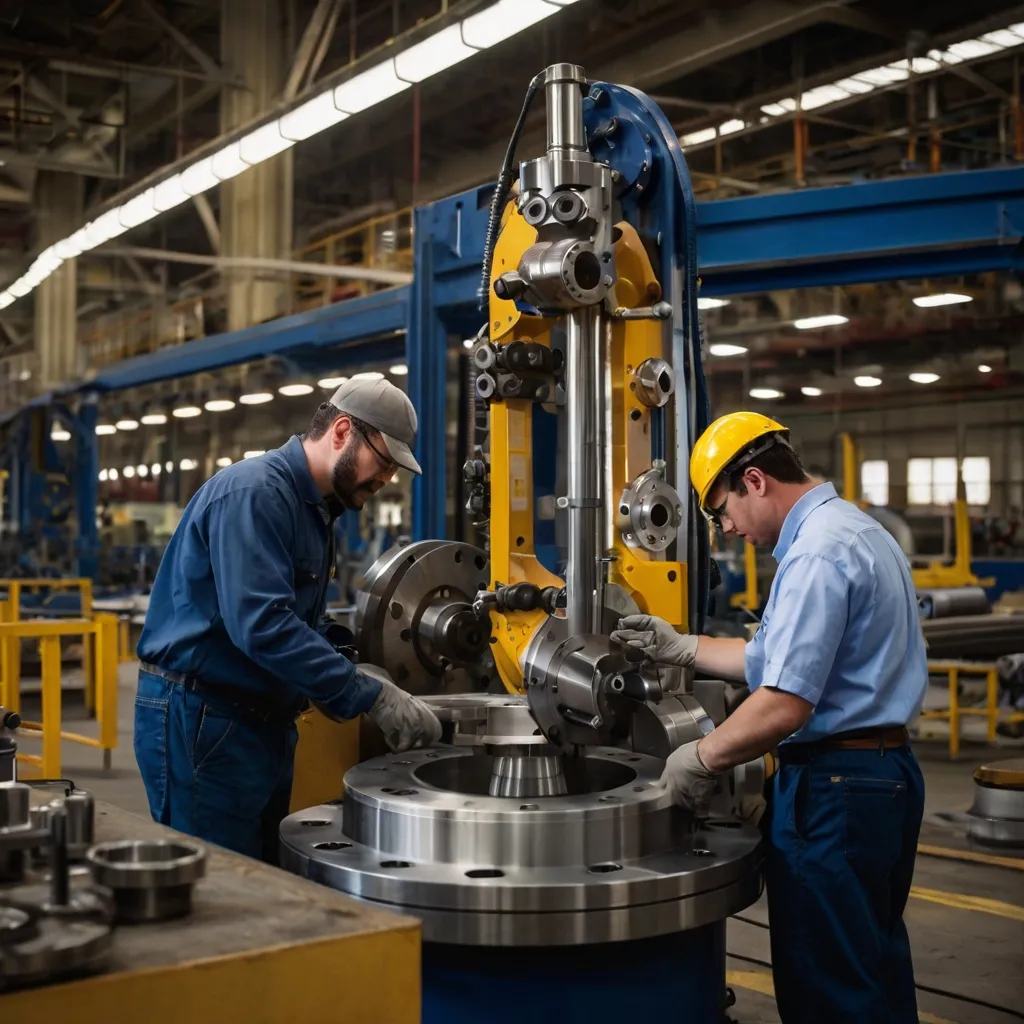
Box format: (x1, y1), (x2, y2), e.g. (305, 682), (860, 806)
(766, 743), (925, 1024)
(134, 670), (297, 863)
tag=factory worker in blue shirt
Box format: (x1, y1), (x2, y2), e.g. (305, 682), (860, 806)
(612, 412), (928, 1024)
(134, 379), (441, 863)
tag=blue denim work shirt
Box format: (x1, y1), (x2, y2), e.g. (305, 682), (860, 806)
(137, 435), (381, 719)
(745, 482), (927, 743)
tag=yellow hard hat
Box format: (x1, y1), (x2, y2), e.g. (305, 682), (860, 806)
(690, 411), (789, 511)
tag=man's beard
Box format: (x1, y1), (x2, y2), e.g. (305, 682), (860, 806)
(330, 440), (374, 509)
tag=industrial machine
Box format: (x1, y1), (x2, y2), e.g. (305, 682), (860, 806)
(282, 63), (763, 1022)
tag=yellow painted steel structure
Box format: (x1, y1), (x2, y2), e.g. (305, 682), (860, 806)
(919, 659), (1000, 760)
(729, 542), (759, 612)
(484, 206), (687, 694)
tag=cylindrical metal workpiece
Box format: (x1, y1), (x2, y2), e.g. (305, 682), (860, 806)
(565, 306), (603, 636)
(544, 63), (587, 155)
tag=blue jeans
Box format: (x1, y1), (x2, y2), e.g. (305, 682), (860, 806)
(134, 670), (297, 863)
(765, 743), (925, 1024)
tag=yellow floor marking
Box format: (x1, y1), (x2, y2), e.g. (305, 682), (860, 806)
(917, 843), (1024, 872)
(726, 969), (959, 1023)
(910, 885), (1024, 923)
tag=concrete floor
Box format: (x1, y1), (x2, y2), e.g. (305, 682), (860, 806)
(13, 664), (1024, 1023)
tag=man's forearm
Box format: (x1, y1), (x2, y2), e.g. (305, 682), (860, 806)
(694, 635), (748, 681)
(697, 685), (813, 773)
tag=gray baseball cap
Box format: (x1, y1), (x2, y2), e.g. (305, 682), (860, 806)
(329, 377), (422, 475)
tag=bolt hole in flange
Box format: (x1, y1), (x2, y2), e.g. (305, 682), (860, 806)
(649, 502), (670, 528)
(465, 868), (505, 879)
(300, 820), (330, 827)
(314, 842), (352, 851)
(381, 860), (412, 869)
(519, 804), (539, 810)
(588, 863), (623, 873)
(691, 848), (714, 858)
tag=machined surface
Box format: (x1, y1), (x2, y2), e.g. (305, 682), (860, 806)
(966, 764), (1024, 847)
(280, 745), (762, 946)
(974, 757), (1024, 788)
(618, 466), (683, 553)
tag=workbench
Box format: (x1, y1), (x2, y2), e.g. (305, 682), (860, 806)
(0, 801), (420, 1023)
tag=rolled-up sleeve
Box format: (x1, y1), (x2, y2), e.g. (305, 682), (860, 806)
(758, 554), (849, 707)
(206, 487), (382, 718)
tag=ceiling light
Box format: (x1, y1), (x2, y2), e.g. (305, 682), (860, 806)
(278, 382), (314, 397)
(749, 387), (784, 399)
(854, 375), (882, 387)
(115, 417), (139, 431)
(50, 426), (71, 441)
(334, 60), (409, 114)
(698, 297), (730, 310)
(180, 156), (217, 196)
(912, 293), (972, 308)
(461, 0), (559, 49)
(165, 461), (173, 472)
(318, 376), (348, 388)
(395, 24), (478, 83)
(709, 343), (748, 357)
(680, 127), (717, 147)
(153, 174), (189, 213)
(352, 371), (384, 381)
(141, 409), (168, 425)
(204, 397), (237, 412)
(388, 364), (409, 376)
(118, 189), (157, 230)
(909, 372), (940, 384)
(210, 142), (248, 182)
(239, 390), (274, 405)
(108, 468), (119, 481)
(801, 386), (823, 397)
(978, 364), (993, 373)
(279, 92), (348, 142)
(137, 464), (149, 478)
(172, 403), (202, 418)
(793, 314), (849, 330)
(123, 465), (136, 479)
(98, 469), (108, 482)
(95, 423), (117, 436)
(243, 450), (265, 460)
(240, 122), (294, 164)
(216, 457), (233, 468)
(83, 209), (126, 248)
(179, 459), (198, 471)
(151, 463), (162, 476)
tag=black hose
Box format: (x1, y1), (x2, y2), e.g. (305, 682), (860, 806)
(477, 71), (545, 313)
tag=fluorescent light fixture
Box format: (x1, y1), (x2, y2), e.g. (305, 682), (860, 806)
(140, 411), (168, 425)
(749, 387), (784, 400)
(204, 397), (237, 412)
(800, 84), (853, 110)
(318, 376), (348, 388)
(211, 142), (249, 181)
(680, 127), (718, 147)
(709, 343), (748, 357)
(718, 119), (744, 135)
(115, 417), (139, 431)
(0, 293), (16, 309)
(243, 450), (266, 460)
(151, 463), (162, 476)
(909, 372), (940, 384)
(793, 314), (848, 330)
(698, 297), (730, 310)
(395, 24), (478, 82)
(180, 156), (218, 196)
(239, 390), (274, 405)
(801, 386), (823, 397)
(353, 371), (384, 381)
(216, 457), (233, 468)
(108, 468), (119, 481)
(172, 404), (203, 418)
(279, 92), (348, 142)
(334, 60), (409, 114)
(240, 121), (294, 164)
(854, 375), (882, 387)
(153, 175), (189, 212)
(854, 64), (908, 86)
(278, 383), (314, 397)
(947, 38), (1002, 60)
(123, 465), (136, 479)
(95, 423), (117, 436)
(388, 363), (409, 376)
(84, 209), (127, 248)
(50, 426), (71, 441)
(55, 232), (86, 259)
(978, 364), (993, 373)
(912, 292), (972, 308)
(98, 469), (108, 482)
(137, 464), (149, 477)
(761, 97), (798, 116)
(179, 459), (198, 471)
(462, 0), (558, 49)
(118, 189), (157, 229)
(983, 29), (1024, 48)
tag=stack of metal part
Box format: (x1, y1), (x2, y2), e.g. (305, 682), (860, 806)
(917, 586), (991, 620)
(922, 613), (1024, 659)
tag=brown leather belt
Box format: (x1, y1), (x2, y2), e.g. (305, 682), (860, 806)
(780, 726), (910, 763)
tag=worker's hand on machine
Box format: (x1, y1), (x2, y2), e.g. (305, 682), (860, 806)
(367, 679), (443, 752)
(660, 739), (718, 817)
(610, 614), (699, 668)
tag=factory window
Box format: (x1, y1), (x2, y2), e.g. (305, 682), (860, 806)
(860, 460), (889, 506)
(961, 456), (991, 506)
(907, 457), (958, 505)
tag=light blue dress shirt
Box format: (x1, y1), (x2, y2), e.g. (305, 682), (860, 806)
(745, 482), (927, 743)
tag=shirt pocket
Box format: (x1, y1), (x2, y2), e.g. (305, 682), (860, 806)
(293, 557), (323, 626)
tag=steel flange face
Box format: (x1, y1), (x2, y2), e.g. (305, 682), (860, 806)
(618, 468), (683, 553)
(280, 745), (763, 947)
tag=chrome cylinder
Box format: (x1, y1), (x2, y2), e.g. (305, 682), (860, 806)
(489, 752), (568, 798)
(566, 306), (603, 636)
(544, 63), (587, 155)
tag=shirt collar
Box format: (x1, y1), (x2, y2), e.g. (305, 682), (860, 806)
(772, 481), (838, 561)
(280, 435), (325, 506)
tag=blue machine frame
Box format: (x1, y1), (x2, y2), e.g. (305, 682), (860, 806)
(6, 164), (1024, 576)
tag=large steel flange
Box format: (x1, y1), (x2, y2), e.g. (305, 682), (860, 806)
(967, 757), (1024, 848)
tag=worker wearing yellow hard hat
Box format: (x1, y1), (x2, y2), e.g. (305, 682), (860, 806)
(611, 409), (928, 1023)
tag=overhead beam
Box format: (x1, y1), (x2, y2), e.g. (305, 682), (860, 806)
(136, 0), (224, 80)
(0, 148), (122, 179)
(284, 0), (344, 101)
(192, 194), (221, 254)
(24, 75), (82, 131)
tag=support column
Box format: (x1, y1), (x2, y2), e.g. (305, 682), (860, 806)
(220, 0), (294, 331)
(34, 172), (83, 388)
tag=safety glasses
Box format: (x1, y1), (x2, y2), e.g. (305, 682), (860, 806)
(356, 423), (397, 473)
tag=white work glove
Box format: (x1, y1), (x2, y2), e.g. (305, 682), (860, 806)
(366, 679), (442, 753)
(610, 614), (699, 668)
(660, 739), (719, 817)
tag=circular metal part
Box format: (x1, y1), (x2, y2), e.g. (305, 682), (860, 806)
(355, 540), (493, 693)
(550, 190), (586, 225)
(472, 344), (496, 371)
(633, 358), (675, 408)
(0, 783), (49, 883)
(0, 780), (30, 833)
(521, 195), (548, 227)
(514, 238), (611, 309)
(0, 903), (38, 947)
(63, 791), (95, 860)
(489, 752), (568, 797)
(974, 757), (1024, 788)
(618, 468), (683, 553)
(280, 746), (762, 947)
(966, 759), (1024, 848)
(423, 694), (548, 747)
(86, 839), (206, 923)
(630, 694), (713, 760)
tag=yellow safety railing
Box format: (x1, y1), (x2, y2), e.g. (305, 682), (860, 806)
(920, 659), (1000, 760)
(0, 613), (118, 778)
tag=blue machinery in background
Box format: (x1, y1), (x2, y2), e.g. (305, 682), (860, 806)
(7, 157), (1024, 576)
